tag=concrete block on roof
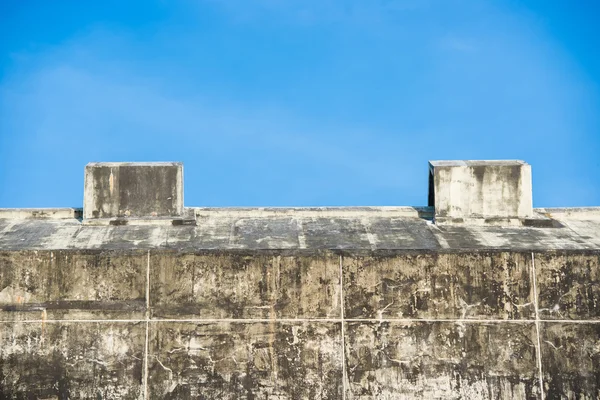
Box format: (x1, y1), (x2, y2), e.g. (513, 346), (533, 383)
(429, 160), (533, 224)
(83, 162), (183, 220)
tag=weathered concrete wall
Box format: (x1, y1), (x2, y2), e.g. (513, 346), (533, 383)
(1, 249), (599, 399)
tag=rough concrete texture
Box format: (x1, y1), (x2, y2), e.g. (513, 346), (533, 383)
(345, 321), (540, 399)
(0, 321), (145, 399)
(1, 207), (600, 251)
(344, 252), (534, 320)
(1, 207), (600, 398)
(540, 322), (600, 399)
(150, 253), (340, 319)
(148, 321), (343, 399)
(429, 160), (533, 222)
(0, 250), (146, 321)
(83, 162), (183, 220)
(535, 253), (600, 320)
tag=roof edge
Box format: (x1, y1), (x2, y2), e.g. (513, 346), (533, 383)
(1, 206), (599, 221)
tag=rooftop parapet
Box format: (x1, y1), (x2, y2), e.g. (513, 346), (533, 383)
(2, 159), (557, 227)
(83, 162), (192, 225)
(428, 160), (534, 225)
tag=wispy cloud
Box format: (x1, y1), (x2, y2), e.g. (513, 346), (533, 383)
(439, 35), (477, 52)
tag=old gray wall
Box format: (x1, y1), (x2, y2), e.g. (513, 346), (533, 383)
(1, 249), (599, 399)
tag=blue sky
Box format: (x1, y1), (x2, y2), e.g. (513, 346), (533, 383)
(1, 1), (599, 208)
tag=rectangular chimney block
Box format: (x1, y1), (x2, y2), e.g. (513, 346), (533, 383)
(83, 162), (183, 220)
(428, 160), (533, 223)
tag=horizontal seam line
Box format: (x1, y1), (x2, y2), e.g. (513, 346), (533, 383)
(1, 318), (600, 323)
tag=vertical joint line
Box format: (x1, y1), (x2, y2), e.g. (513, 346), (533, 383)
(531, 252), (545, 400)
(146, 250), (151, 317)
(339, 255), (347, 400)
(143, 250), (150, 400)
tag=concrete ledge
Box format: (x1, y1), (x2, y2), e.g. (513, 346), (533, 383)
(538, 207), (600, 221)
(434, 210), (560, 227)
(82, 217), (196, 226)
(0, 206), (598, 226)
(82, 207), (196, 226)
(193, 206), (434, 219)
(0, 208), (82, 220)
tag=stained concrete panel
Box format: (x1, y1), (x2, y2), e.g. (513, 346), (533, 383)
(429, 160), (533, 221)
(345, 321), (540, 399)
(0, 321), (145, 399)
(147, 321), (343, 399)
(150, 253), (340, 319)
(364, 217), (440, 250)
(536, 253), (600, 319)
(84, 162), (183, 219)
(557, 219), (600, 248)
(175, 218), (233, 249)
(541, 322), (600, 399)
(344, 252), (534, 319)
(228, 217), (300, 249)
(2, 213), (600, 251)
(302, 218), (372, 249)
(0, 251), (146, 320)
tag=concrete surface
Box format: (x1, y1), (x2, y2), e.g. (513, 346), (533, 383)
(1, 206), (600, 398)
(429, 160), (533, 224)
(83, 162), (183, 220)
(1, 248), (599, 398)
(1, 206), (599, 251)
(1, 160), (599, 399)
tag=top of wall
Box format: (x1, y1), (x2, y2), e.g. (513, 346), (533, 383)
(429, 160), (528, 167)
(1, 160), (597, 253)
(0, 206), (599, 252)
